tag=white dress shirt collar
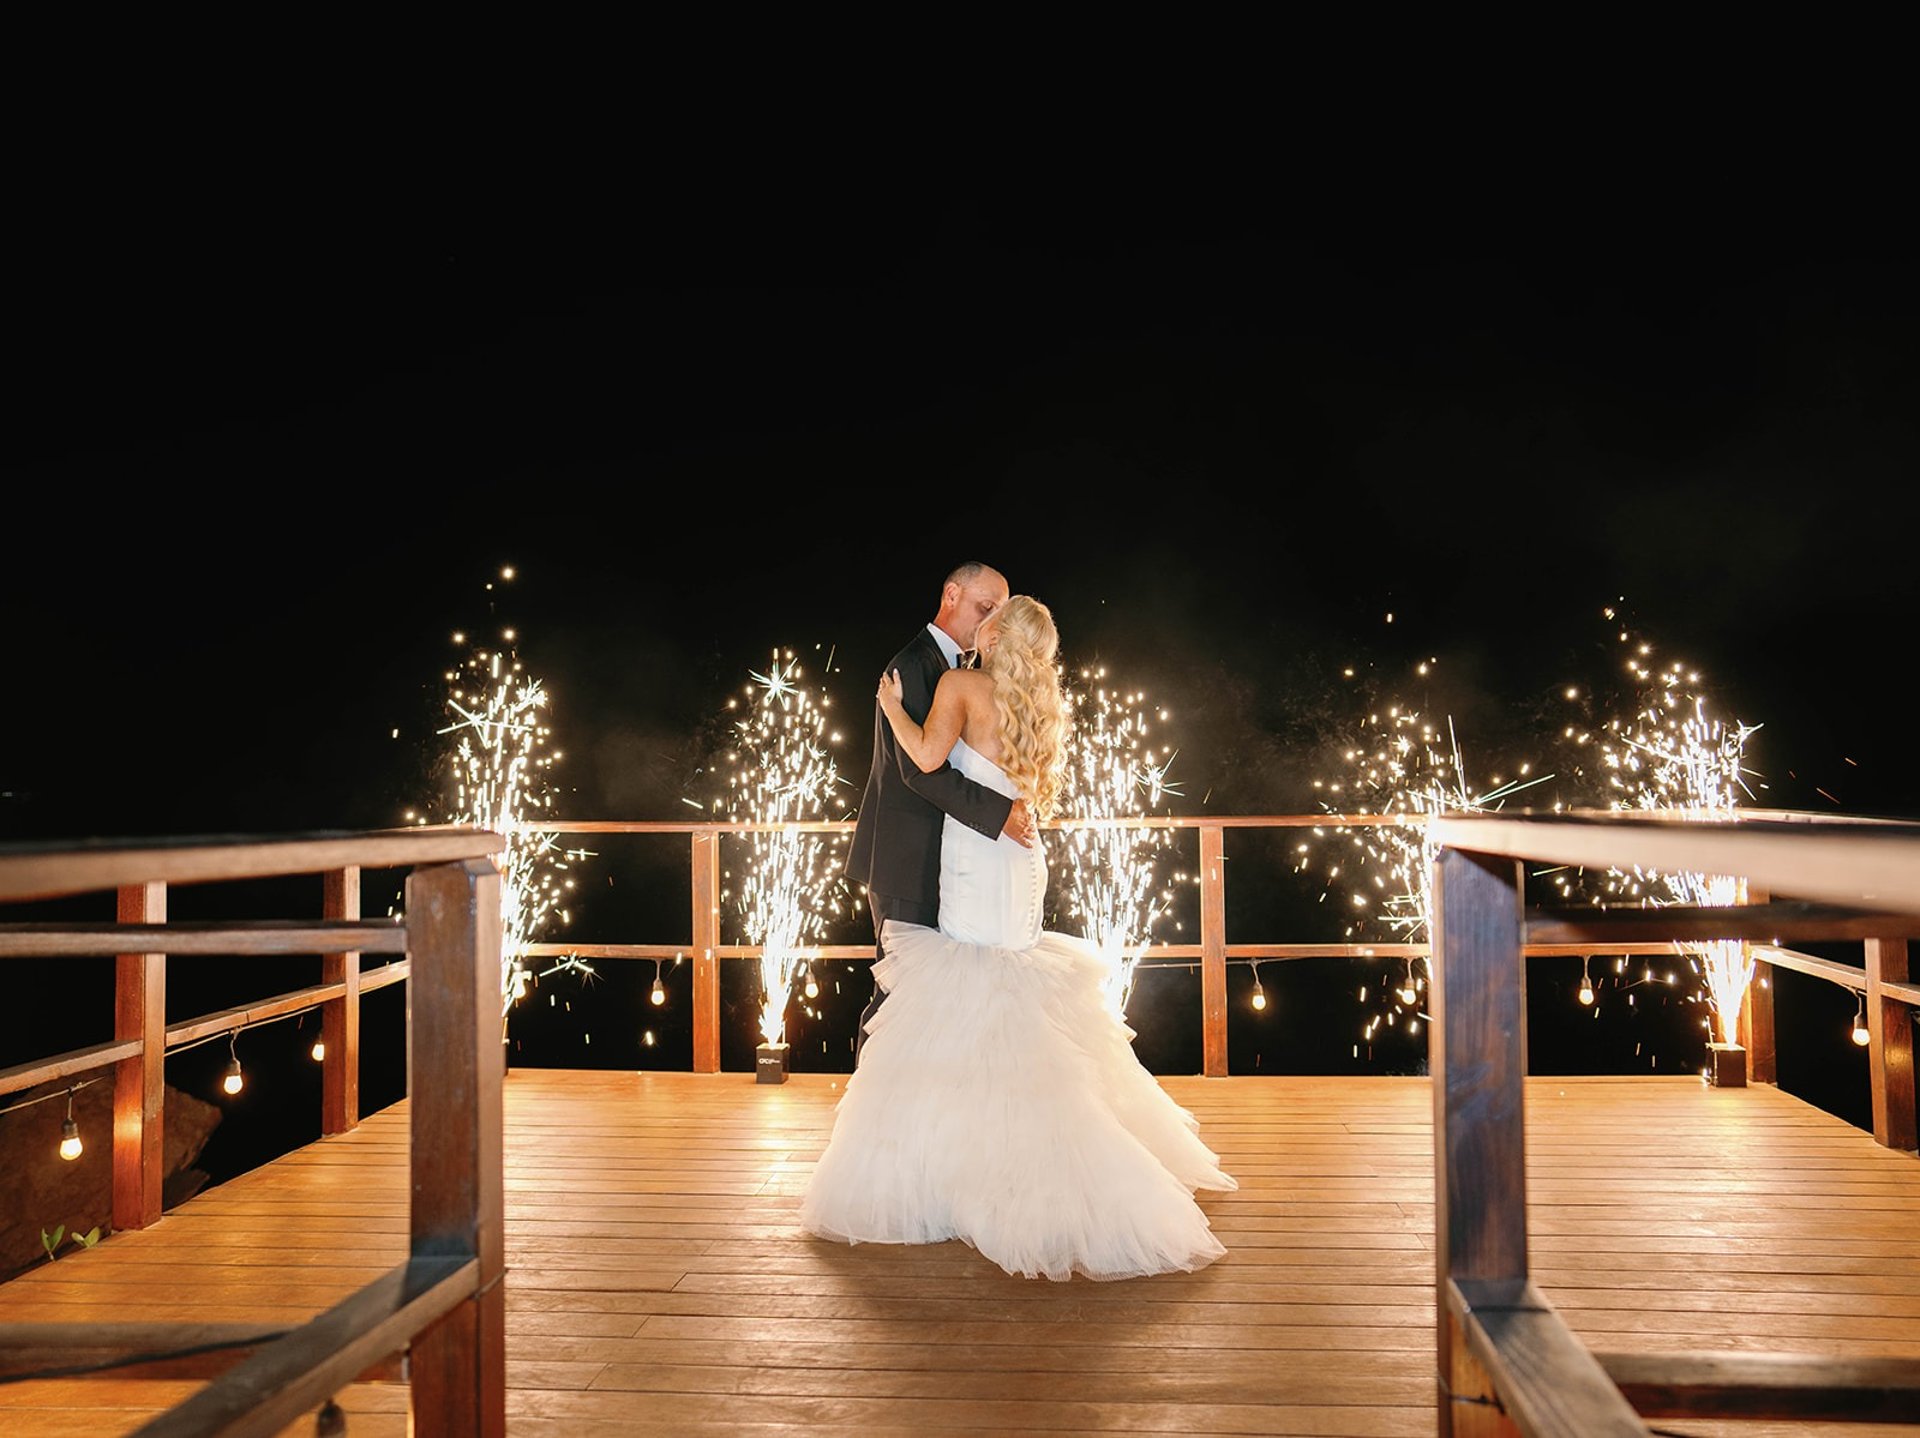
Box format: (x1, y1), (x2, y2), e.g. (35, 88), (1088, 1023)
(928, 623), (965, 668)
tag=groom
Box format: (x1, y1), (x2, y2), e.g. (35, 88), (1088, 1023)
(846, 560), (1037, 1065)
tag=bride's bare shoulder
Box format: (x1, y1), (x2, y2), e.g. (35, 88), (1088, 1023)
(955, 673), (1002, 756)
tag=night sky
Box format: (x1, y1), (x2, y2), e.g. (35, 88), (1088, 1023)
(5, 180), (1914, 1160)
(10, 185), (1917, 831)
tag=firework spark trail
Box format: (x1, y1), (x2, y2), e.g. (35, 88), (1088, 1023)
(1058, 671), (1183, 1017)
(1304, 674), (1551, 1043)
(1571, 616), (1763, 1046)
(712, 649), (846, 1048)
(430, 611), (593, 1022)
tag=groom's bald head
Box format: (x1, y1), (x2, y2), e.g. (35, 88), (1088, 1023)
(936, 561), (1010, 650)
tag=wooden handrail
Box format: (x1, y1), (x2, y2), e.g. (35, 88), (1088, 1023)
(1426, 809), (1920, 914)
(0, 1320), (402, 1383)
(5, 813), (1914, 1437)
(0, 827), (503, 902)
(1598, 1351), (1920, 1422)
(1447, 1279), (1645, 1436)
(0, 1038), (142, 1094)
(123, 1256), (479, 1438)
(11, 814), (1917, 1118)
(1427, 809), (1920, 1436)
(514, 813), (1920, 1106)
(0, 919), (408, 957)
(0, 829), (506, 1436)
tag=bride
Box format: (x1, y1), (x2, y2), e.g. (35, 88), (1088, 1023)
(799, 595), (1236, 1281)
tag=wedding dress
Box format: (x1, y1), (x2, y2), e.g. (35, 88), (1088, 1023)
(799, 737), (1236, 1281)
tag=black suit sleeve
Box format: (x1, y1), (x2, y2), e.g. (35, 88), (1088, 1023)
(887, 641), (1015, 842)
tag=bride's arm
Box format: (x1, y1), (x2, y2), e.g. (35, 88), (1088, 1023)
(878, 668), (966, 773)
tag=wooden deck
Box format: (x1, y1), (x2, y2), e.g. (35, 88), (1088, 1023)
(1, 1070), (1917, 1437)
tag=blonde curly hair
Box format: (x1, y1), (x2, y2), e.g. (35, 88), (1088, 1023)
(981, 595), (1070, 819)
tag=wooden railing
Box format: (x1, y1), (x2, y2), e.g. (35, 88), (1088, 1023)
(1425, 809), (1920, 1436)
(4, 812), (1916, 1435)
(0, 828), (506, 1438)
(522, 812), (1919, 1148)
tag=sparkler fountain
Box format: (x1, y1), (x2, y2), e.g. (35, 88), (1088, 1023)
(1056, 668), (1183, 1018)
(708, 648), (846, 1080)
(1561, 611), (1761, 1080)
(415, 572), (593, 1040)
(1301, 660), (1551, 1051)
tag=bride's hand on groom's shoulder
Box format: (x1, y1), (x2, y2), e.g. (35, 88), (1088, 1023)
(877, 668), (904, 713)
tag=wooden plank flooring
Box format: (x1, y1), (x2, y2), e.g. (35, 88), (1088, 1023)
(0, 1071), (1916, 1436)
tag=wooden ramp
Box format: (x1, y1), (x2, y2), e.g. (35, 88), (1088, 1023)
(0, 1071), (1916, 1437)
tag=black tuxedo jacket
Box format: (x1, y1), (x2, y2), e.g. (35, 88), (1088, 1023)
(845, 626), (1015, 908)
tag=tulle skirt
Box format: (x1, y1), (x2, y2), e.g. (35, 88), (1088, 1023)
(798, 920), (1237, 1281)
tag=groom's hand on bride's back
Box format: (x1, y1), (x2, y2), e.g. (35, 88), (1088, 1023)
(1003, 798), (1037, 848)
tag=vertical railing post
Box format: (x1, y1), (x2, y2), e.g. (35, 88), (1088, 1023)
(1741, 959), (1777, 1084)
(321, 866), (361, 1135)
(113, 881), (166, 1232)
(691, 830), (721, 1074)
(405, 857), (505, 1438)
(1740, 887), (1776, 1084)
(1865, 937), (1916, 1152)
(1430, 845), (1530, 1438)
(1200, 823), (1227, 1078)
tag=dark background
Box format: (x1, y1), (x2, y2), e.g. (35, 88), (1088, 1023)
(4, 173), (1914, 1185)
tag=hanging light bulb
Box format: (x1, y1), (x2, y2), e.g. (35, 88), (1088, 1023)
(222, 1033), (245, 1095)
(1249, 961), (1267, 1011)
(804, 968), (819, 1000)
(58, 1088), (82, 1160)
(310, 1038), (326, 1061)
(1578, 957), (1595, 1006)
(1851, 995), (1871, 1047)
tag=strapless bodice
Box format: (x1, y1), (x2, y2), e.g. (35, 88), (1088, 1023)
(940, 738), (1045, 948)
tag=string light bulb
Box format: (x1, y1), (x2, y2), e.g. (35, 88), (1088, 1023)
(804, 968), (819, 1000)
(222, 1033), (245, 1095)
(1395, 961), (1419, 1008)
(1851, 994), (1871, 1047)
(310, 1039), (326, 1061)
(649, 959), (667, 1008)
(58, 1087), (82, 1160)
(1578, 956), (1595, 1006)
